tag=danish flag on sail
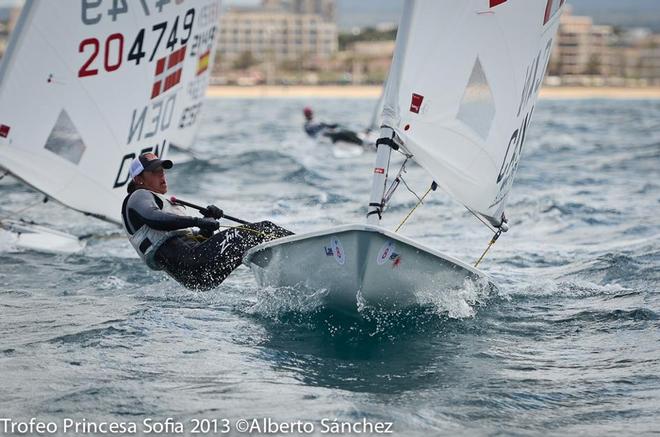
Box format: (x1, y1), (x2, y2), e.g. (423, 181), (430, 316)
(151, 46), (187, 99)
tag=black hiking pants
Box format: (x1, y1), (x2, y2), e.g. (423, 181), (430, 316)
(155, 221), (293, 290)
(323, 129), (364, 146)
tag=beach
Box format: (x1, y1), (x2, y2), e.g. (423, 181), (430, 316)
(207, 85), (660, 99)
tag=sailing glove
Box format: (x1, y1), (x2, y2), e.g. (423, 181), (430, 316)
(203, 205), (224, 219)
(195, 217), (220, 233)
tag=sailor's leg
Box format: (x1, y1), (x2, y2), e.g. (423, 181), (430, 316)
(245, 220), (294, 241)
(182, 222), (293, 290)
(342, 129), (364, 145)
(155, 236), (205, 289)
(326, 130), (363, 146)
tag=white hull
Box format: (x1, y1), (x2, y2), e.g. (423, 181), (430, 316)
(331, 141), (364, 158)
(0, 219), (85, 254)
(357, 129), (379, 148)
(244, 224), (491, 314)
(314, 134), (364, 158)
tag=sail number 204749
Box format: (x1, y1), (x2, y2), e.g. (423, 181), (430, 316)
(78, 9), (195, 77)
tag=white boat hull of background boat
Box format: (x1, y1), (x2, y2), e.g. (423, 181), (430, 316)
(244, 224), (490, 314)
(313, 134), (365, 158)
(1, 219), (85, 254)
(330, 141), (364, 158)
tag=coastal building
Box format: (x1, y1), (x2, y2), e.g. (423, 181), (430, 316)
(217, 0), (338, 75)
(634, 35), (660, 83)
(548, 9), (614, 81)
(291, 0), (335, 22)
(346, 40), (394, 84)
(610, 34), (660, 85)
(545, 8), (660, 86)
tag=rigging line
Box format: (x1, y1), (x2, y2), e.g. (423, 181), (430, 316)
(0, 196), (49, 221)
(474, 229), (503, 268)
(81, 225), (275, 243)
(392, 141), (413, 159)
(464, 206), (497, 233)
(218, 224), (274, 239)
(0, 170), (9, 180)
(78, 232), (124, 241)
(399, 176), (423, 203)
(382, 157), (410, 207)
(169, 143), (204, 161)
(394, 184), (434, 233)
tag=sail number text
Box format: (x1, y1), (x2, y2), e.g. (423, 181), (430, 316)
(491, 38), (554, 208)
(82, 0), (186, 24)
(78, 9), (194, 77)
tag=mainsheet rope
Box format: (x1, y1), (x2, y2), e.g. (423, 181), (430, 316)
(394, 184), (434, 233)
(389, 181), (505, 267)
(0, 196), (49, 224)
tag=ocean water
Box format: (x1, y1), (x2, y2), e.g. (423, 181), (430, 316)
(0, 97), (659, 436)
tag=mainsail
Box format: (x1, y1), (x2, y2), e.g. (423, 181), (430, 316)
(381, 0), (565, 226)
(0, 0), (220, 223)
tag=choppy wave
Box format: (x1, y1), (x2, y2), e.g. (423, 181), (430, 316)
(1, 98), (659, 435)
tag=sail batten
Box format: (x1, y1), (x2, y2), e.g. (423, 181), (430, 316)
(381, 0), (564, 225)
(0, 1), (220, 223)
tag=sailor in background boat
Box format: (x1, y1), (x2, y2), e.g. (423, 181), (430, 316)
(303, 106), (365, 147)
(121, 152), (292, 290)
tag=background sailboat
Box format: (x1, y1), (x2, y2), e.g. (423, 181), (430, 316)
(357, 76), (386, 146)
(0, 0), (220, 252)
(245, 0), (566, 314)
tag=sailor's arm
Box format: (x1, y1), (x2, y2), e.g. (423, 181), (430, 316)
(126, 190), (212, 231)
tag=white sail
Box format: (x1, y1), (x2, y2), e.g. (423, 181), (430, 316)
(381, 0), (565, 226)
(0, 0), (220, 223)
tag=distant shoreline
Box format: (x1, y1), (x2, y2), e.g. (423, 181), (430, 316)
(206, 85), (660, 99)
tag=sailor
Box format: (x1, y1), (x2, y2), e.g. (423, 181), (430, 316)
(121, 152), (292, 290)
(303, 106), (336, 137)
(303, 106), (364, 147)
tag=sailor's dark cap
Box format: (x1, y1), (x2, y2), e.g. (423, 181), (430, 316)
(130, 152), (173, 178)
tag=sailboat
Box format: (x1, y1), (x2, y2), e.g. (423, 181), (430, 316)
(245, 0), (566, 313)
(0, 0), (220, 253)
(325, 83), (387, 157)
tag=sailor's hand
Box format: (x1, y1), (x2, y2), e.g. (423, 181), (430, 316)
(203, 205), (224, 219)
(195, 217), (220, 233)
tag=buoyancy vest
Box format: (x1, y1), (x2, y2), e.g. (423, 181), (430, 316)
(123, 191), (193, 270)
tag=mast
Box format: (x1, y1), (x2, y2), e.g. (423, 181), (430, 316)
(367, 0), (416, 224)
